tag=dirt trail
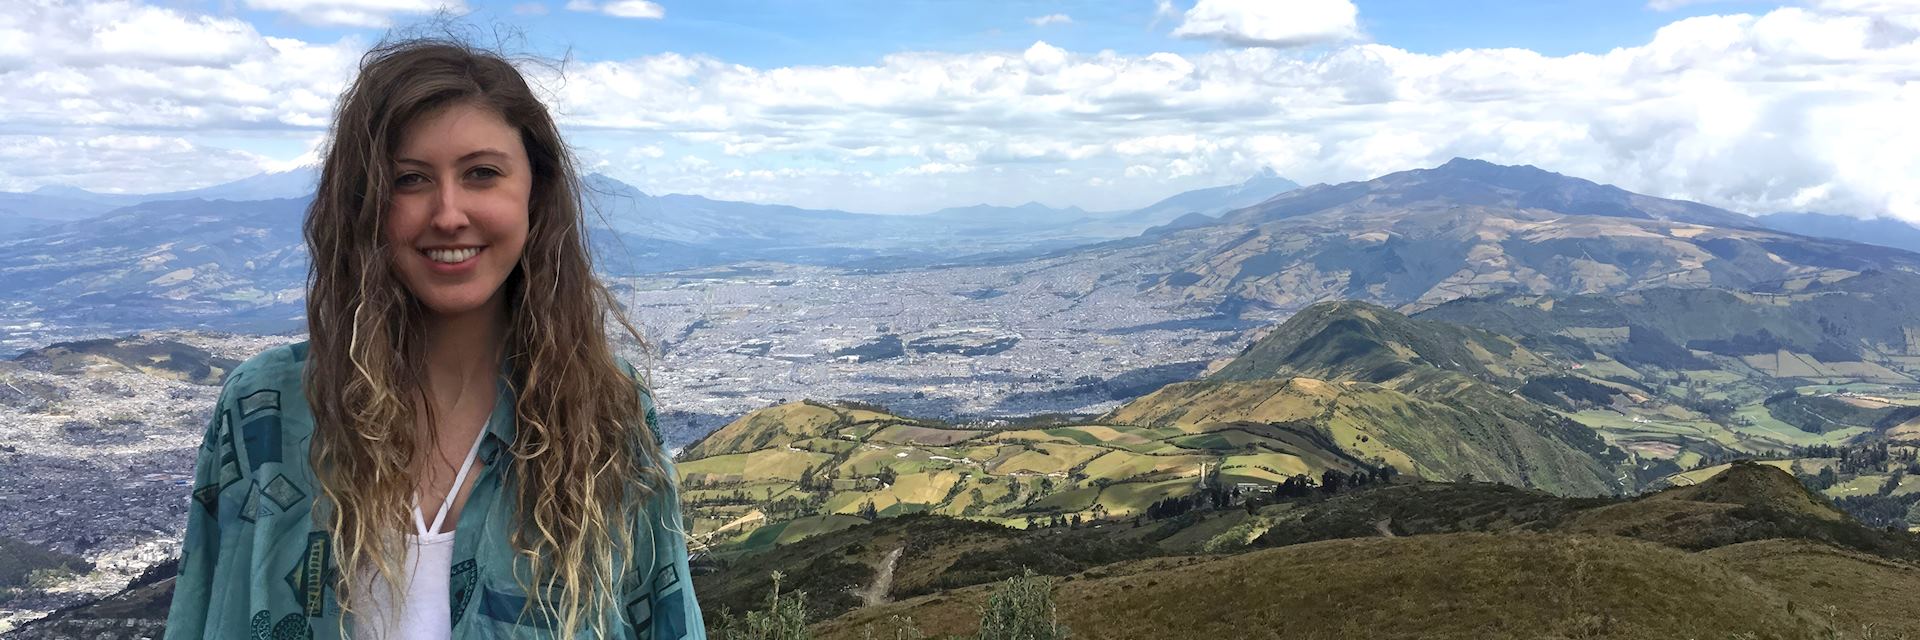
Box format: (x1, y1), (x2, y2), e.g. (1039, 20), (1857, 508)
(701, 510), (765, 541)
(862, 547), (904, 607)
(1374, 518), (1397, 538)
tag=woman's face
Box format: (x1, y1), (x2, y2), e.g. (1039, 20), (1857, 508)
(383, 102), (532, 319)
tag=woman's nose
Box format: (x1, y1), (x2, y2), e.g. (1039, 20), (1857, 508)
(429, 180), (470, 232)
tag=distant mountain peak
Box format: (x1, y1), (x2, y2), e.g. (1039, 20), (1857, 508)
(1213, 158), (1756, 229)
(1242, 167), (1298, 186)
(30, 184), (97, 197)
(582, 172), (650, 197)
(1425, 157), (1558, 183)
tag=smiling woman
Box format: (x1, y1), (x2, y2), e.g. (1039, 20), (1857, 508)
(385, 104), (532, 315)
(163, 37), (704, 640)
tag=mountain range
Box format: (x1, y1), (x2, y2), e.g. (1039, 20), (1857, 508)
(0, 168), (1301, 347)
(10, 157), (1920, 638)
(1031, 158), (1920, 317)
(1756, 211), (1920, 255)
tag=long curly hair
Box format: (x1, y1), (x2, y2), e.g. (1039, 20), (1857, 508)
(301, 36), (667, 637)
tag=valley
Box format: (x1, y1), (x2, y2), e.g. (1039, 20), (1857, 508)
(5, 159), (1920, 636)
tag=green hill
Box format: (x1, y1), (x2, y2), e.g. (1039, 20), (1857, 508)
(1111, 300), (1622, 496)
(31, 457), (1920, 639)
(10, 334), (239, 385)
(1410, 272), (1920, 531)
(1416, 270), (1920, 380)
(819, 533), (1838, 640)
(673, 302), (1636, 553)
(774, 461), (1920, 639)
(1212, 300), (1548, 385)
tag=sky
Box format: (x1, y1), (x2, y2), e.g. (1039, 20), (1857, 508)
(1, 0), (1918, 219)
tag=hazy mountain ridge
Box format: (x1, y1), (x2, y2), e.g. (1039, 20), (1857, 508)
(0, 197), (313, 335)
(1035, 159), (1920, 318)
(0, 169), (1299, 348)
(1758, 211), (1920, 255)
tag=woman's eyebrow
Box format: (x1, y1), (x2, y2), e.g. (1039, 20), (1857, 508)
(394, 148), (510, 166)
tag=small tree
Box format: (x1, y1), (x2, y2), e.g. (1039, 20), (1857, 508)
(975, 569), (1069, 640)
(860, 615), (925, 640)
(717, 571), (812, 640)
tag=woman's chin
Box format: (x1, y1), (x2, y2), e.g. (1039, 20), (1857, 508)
(416, 289), (503, 318)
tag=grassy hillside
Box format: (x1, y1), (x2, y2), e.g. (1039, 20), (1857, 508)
(675, 301), (1634, 553)
(1410, 272), (1920, 530)
(31, 460), (1920, 639)
(1112, 300), (1621, 496)
(818, 533), (1837, 640)
(796, 462), (1920, 640)
(9, 335), (239, 385)
(1211, 300), (1547, 384)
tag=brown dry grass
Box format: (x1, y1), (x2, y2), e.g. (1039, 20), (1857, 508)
(815, 533), (1841, 640)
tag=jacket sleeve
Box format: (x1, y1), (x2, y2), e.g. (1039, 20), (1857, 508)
(164, 382), (234, 639)
(617, 363), (707, 639)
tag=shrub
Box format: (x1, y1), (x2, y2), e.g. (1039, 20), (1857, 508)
(975, 569), (1069, 640)
(716, 571), (812, 640)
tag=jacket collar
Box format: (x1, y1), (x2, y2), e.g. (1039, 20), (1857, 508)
(481, 353), (517, 464)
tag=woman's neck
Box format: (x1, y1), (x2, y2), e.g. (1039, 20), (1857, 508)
(420, 288), (508, 416)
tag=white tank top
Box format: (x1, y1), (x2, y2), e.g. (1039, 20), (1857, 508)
(350, 425), (489, 640)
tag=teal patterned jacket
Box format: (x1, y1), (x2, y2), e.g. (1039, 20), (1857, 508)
(163, 341), (705, 639)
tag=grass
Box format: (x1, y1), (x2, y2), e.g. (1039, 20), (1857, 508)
(814, 533), (1841, 640)
(1661, 460), (1796, 487)
(1078, 451), (1205, 483)
(1824, 474), (1893, 500)
(0, 537), (93, 589)
(1218, 452), (1312, 481)
(984, 446), (1103, 476)
(680, 447), (835, 483)
(1705, 539), (1920, 638)
(869, 425), (985, 446)
(1095, 479), (1195, 516)
(1025, 486), (1102, 513)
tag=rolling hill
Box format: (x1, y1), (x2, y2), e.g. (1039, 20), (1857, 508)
(1106, 300), (1622, 496)
(30, 461), (1917, 639)
(1027, 158), (1920, 317)
(1759, 211), (1920, 255)
(668, 299), (1631, 556)
(801, 463), (1920, 640)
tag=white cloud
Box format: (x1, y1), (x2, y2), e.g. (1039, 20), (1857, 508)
(532, 3), (1920, 216)
(6, 1), (1920, 219)
(242, 0), (465, 28)
(1172, 0), (1361, 48)
(89, 6), (268, 65)
(1809, 0), (1920, 15)
(567, 0), (665, 19)
(1027, 14), (1072, 27)
(1647, 0), (1722, 10)
(0, 134), (271, 193)
(901, 162), (972, 175)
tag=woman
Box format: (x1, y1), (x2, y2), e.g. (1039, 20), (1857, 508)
(164, 38), (704, 639)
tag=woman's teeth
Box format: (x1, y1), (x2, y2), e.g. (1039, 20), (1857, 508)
(424, 247), (480, 263)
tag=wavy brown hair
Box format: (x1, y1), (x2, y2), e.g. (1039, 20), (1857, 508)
(302, 37), (667, 637)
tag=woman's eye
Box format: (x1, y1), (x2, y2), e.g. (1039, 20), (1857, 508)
(395, 173), (426, 187)
(468, 166), (502, 180)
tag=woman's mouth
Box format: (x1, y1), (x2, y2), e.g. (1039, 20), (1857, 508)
(419, 246), (485, 273)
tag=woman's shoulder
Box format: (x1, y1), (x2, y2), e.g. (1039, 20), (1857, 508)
(213, 340), (311, 404)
